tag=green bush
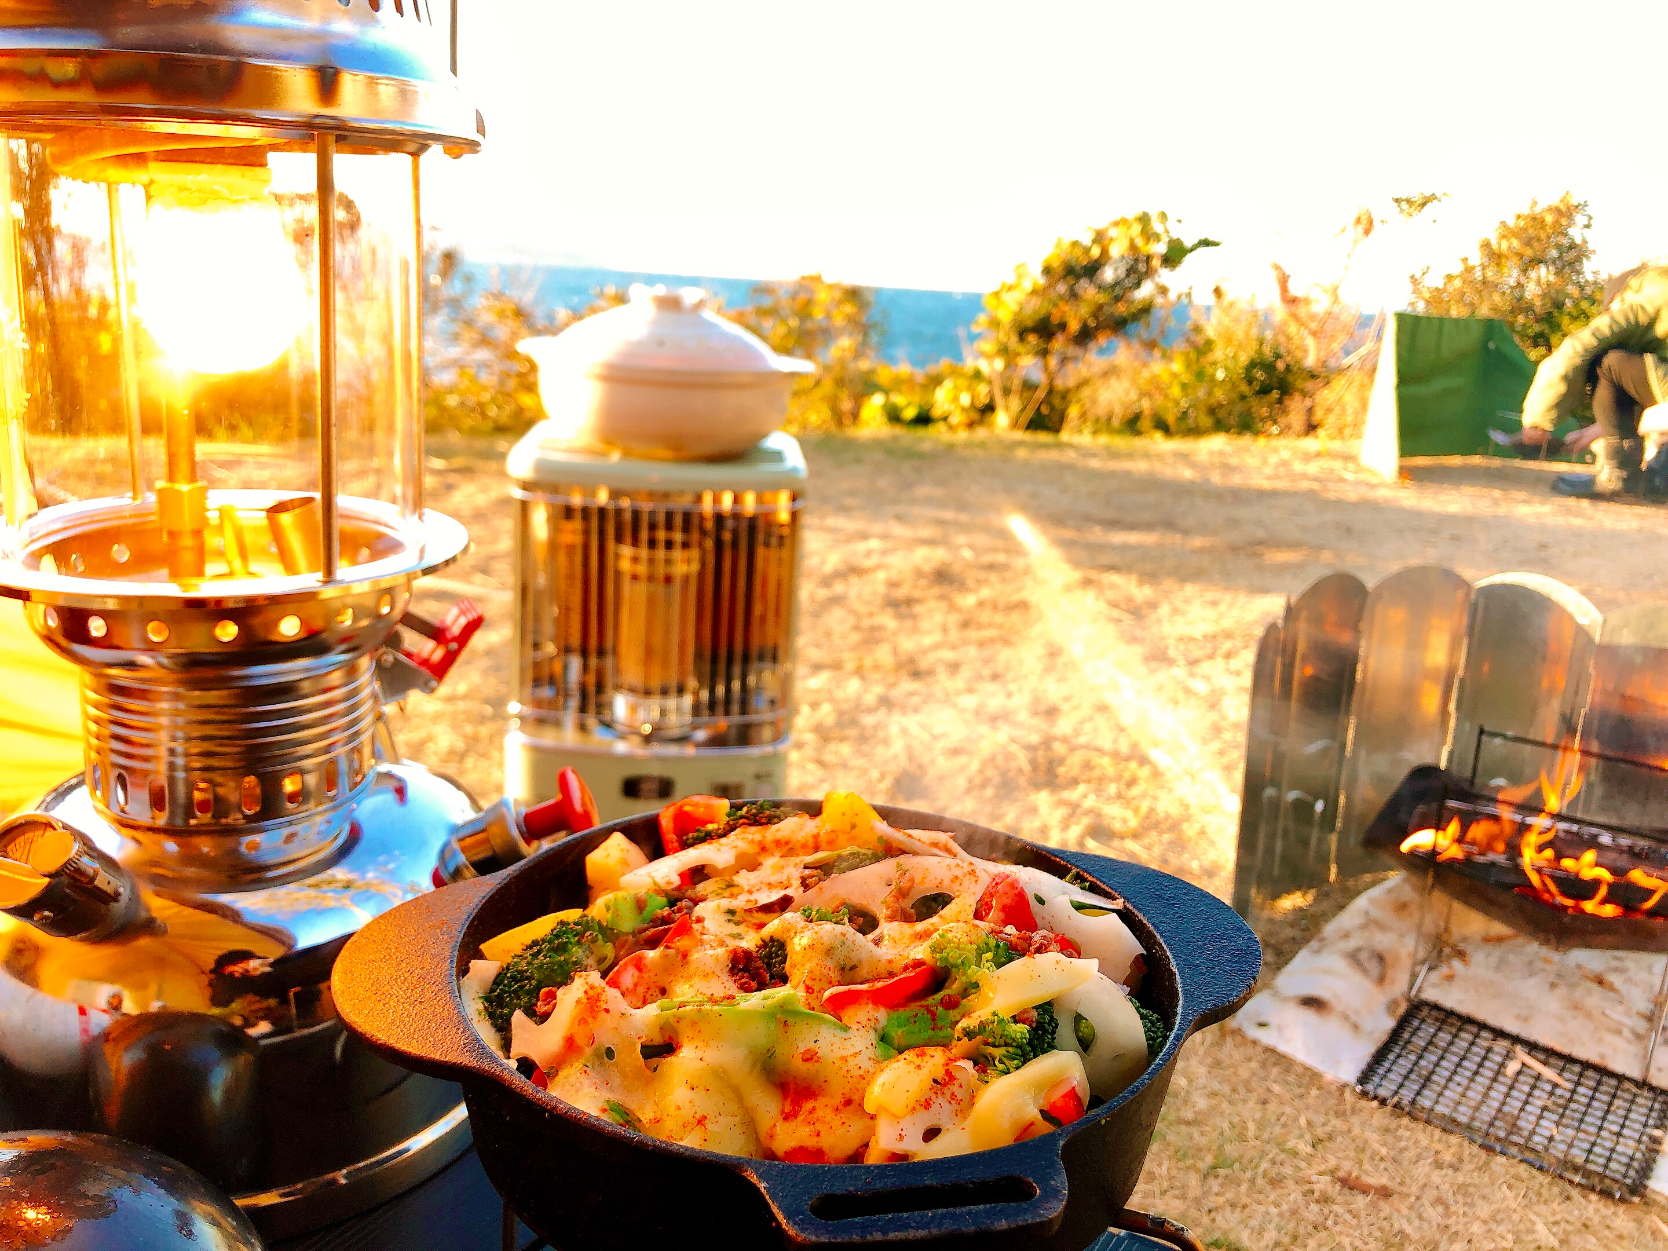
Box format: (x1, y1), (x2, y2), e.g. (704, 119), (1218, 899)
(859, 361), (944, 427)
(1070, 300), (1312, 436)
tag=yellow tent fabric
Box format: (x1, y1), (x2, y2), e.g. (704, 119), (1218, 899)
(0, 599), (82, 813)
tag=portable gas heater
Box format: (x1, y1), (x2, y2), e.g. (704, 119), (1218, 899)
(505, 287), (809, 822)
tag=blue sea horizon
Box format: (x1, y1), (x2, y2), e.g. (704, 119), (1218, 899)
(458, 260), (1214, 366)
(460, 260), (986, 367)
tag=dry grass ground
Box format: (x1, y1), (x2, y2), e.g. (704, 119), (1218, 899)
(400, 432), (1668, 1250)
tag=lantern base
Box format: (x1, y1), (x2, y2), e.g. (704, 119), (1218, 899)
(504, 729), (790, 825)
(0, 760), (478, 1237)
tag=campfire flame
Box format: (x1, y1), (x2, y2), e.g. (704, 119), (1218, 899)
(1398, 748), (1668, 920)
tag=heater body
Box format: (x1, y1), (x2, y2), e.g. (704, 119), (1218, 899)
(505, 431), (804, 822)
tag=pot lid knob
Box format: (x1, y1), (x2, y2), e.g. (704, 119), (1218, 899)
(642, 284), (709, 313)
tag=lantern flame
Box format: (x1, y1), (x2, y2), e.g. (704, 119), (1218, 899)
(139, 196), (307, 376)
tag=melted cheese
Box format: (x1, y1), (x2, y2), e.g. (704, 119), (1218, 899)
(471, 801), (1155, 1164)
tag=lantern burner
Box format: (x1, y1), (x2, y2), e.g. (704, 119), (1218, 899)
(9, 491), (466, 887)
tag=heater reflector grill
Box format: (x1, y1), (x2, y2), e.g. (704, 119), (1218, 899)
(513, 485), (800, 746)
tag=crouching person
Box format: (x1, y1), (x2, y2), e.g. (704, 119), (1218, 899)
(1518, 266), (1668, 499)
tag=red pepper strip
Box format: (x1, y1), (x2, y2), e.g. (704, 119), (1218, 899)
(661, 913), (698, 956)
(530, 1066), (549, 1090)
(656, 795), (730, 889)
(820, 963), (940, 1016)
(1041, 1080), (1085, 1126)
(657, 795), (731, 856)
(974, 873), (1037, 933)
(606, 952), (656, 1007)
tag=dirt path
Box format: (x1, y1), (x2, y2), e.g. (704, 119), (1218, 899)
(400, 432), (1668, 1248)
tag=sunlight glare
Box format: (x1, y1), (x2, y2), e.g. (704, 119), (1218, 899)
(1005, 510), (1238, 821)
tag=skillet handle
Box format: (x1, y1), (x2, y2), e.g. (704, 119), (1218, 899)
(332, 873), (506, 1081)
(753, 1135), (1069, 1245)
(1051, 851), (1261, 1035)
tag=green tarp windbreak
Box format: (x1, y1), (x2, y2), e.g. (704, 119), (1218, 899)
(1361, 313), (1548, 479)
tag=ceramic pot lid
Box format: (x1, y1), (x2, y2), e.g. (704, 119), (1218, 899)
(524, 284), (814, 383)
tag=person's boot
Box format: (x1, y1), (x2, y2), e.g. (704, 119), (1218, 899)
(1554, 437), (1644, 498)
(1646, 444), (1668, 498)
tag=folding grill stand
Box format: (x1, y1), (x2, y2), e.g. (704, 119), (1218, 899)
(1359, 729), (1668, 1199)
(1401, 864), (1668, 1083)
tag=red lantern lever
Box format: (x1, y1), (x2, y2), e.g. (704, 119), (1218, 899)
(397, 598), (483, 684)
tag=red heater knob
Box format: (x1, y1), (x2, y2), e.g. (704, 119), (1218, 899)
(522, 767), (598, 843)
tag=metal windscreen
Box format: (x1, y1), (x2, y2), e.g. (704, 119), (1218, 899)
(513, 485), (800, 747)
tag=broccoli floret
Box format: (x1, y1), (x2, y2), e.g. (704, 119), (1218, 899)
(481, 917), (612, 1039)
(683, 800), (788, 847)
(756, 936), (788, 986)
(956, 1002), (1058, 1077)
(926, 929), (1020, 999)
(798, 903), (880, 936)
(1133, 1000), (1166, 1059)
(799, 905), (851, 925)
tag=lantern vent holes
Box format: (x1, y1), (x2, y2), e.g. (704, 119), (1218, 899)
(324, 760), (340, 798)
(113, 772), (128, 810)
(87, 615), (107, 639)
(146, 620), (169, 644)
(278, 614), (301, 638)
(148, 777), (166, 815)
(214, 619), (239, 643)
(282, 772), (304, 807)
(111, 543), (130, 564)
(191, 780), (213, 819)
(241, 775), (262, 816)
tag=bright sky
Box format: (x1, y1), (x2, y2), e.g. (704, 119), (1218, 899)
(424, 0), (1667, 310)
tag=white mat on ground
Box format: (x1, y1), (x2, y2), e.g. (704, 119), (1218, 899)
(1231, 874), (1668, 1196)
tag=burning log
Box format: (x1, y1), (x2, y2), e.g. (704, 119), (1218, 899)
(1364, 763), (1668, 928)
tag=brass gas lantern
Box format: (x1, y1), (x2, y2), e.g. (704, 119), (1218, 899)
(0, 1), (507, 1236)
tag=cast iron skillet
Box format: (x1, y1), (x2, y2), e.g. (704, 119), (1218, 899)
(333, 803), (1258, 1250)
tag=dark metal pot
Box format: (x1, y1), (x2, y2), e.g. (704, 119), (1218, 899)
(333, 804), (1259, 1250)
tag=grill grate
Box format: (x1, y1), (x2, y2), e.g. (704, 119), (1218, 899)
(1357, 1001), (1668, 1200)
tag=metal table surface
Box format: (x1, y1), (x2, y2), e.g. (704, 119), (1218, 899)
(272, 1149), (541, 1251)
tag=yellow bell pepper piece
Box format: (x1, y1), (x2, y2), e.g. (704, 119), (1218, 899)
(480, 909), (584, 963)
(819, 791), (884, 846)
